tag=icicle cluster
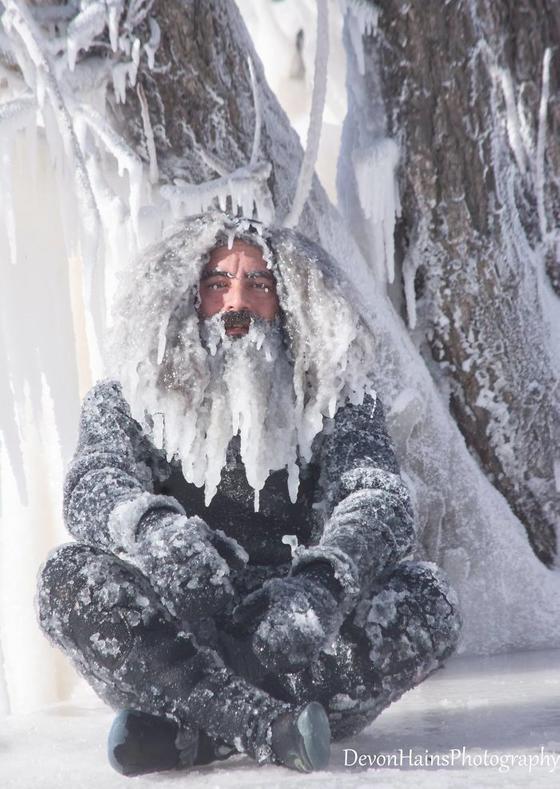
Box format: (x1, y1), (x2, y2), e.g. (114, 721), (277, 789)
(338, 0), (379, 75)
(0, 1), (275, 362)
(353, 137), (401, 283)
(106, 210), (377, 510)
(63, 0), (159, 97)
(0, 0), (163, 358)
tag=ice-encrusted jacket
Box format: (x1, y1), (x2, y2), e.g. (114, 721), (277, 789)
(64, 377), (416, 613)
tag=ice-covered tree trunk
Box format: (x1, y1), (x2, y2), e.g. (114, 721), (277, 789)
(339, 0), (560, 566)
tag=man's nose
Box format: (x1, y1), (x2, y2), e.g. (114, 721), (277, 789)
(223, 280), (249, 311)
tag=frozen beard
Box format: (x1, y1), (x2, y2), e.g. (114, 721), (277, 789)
(191, 311), (300, 510)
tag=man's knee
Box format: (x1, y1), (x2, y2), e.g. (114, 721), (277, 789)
(390, 560), (462, 661)
(36, 542), (103, 647)
(362, 559), (462, 665)
(36, 542), (149, 673)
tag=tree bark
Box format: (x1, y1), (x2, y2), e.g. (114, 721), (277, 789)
(105, 0), (326, 229)
(354, 0), (560, 566)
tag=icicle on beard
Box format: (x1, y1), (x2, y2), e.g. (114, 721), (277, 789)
(194, 311), (300, 512)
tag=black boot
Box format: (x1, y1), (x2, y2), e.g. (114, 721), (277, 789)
(270, 701), (331, 772)
(107, 709), (236, 776)
(107, 709), (193, 776)
(108, 702), (331, 777)
(178, 665), (330, 767)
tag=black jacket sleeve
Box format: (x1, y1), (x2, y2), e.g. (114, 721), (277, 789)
(63, 378), (185, 553)
(291, 391), (416, 610)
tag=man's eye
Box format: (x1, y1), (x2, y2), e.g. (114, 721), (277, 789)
(208, 282), (227, 290)
(253, 283), (271, 292)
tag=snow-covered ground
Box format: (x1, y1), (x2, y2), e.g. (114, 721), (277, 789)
(3, 648), (559, 788)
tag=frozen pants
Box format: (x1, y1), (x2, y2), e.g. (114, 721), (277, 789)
(36, 542), (462, 743)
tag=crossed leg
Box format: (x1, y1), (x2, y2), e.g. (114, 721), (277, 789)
(253, 560), (462, 741)
(35, 542), (303, 766)
(36, 544), (461, 759)
(35, 542), (213, 718)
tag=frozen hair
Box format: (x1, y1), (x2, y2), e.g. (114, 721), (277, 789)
(106, 210), (377, 503)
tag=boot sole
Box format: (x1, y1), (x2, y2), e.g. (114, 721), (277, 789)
(294, 702), (331, 772)
(108, 709), (182, 776)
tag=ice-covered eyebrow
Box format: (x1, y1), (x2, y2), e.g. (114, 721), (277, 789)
(200, 268), (276, 281)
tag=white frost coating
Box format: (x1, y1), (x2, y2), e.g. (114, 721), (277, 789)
(339, 0), (379, 75)
(144, 17), (160, 69)
(353, 138), (401, 283)
(189, 134), (229, 177)
(536, 47), (552, 242)
(107, 0), (124, 52)
(494, 65), (528, 176)
(0, 95), (36, 131)
(136, 83), (159, 184)
(161, 162), (275, 225)
(66, 3), (106, 72)
(108, 492), (186, 551)
(283, 0), (329, 228)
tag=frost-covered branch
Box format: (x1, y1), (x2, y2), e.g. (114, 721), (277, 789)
(75, 102), (143, 178)
(248, 55), (261, 167)
(66, 2), (107, 70)
(161, 161), (274, 223)
(536, 47), (552, 242)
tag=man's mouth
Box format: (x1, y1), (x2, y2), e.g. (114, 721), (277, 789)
(222, 309), (253, 336)
(226, 324), (249, 336)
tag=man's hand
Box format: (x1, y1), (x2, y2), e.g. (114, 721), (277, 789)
(130, 512), (248, 623)
(232, 574), (343, 673)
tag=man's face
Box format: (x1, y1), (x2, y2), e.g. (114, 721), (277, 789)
(197, 240), (280, 337)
